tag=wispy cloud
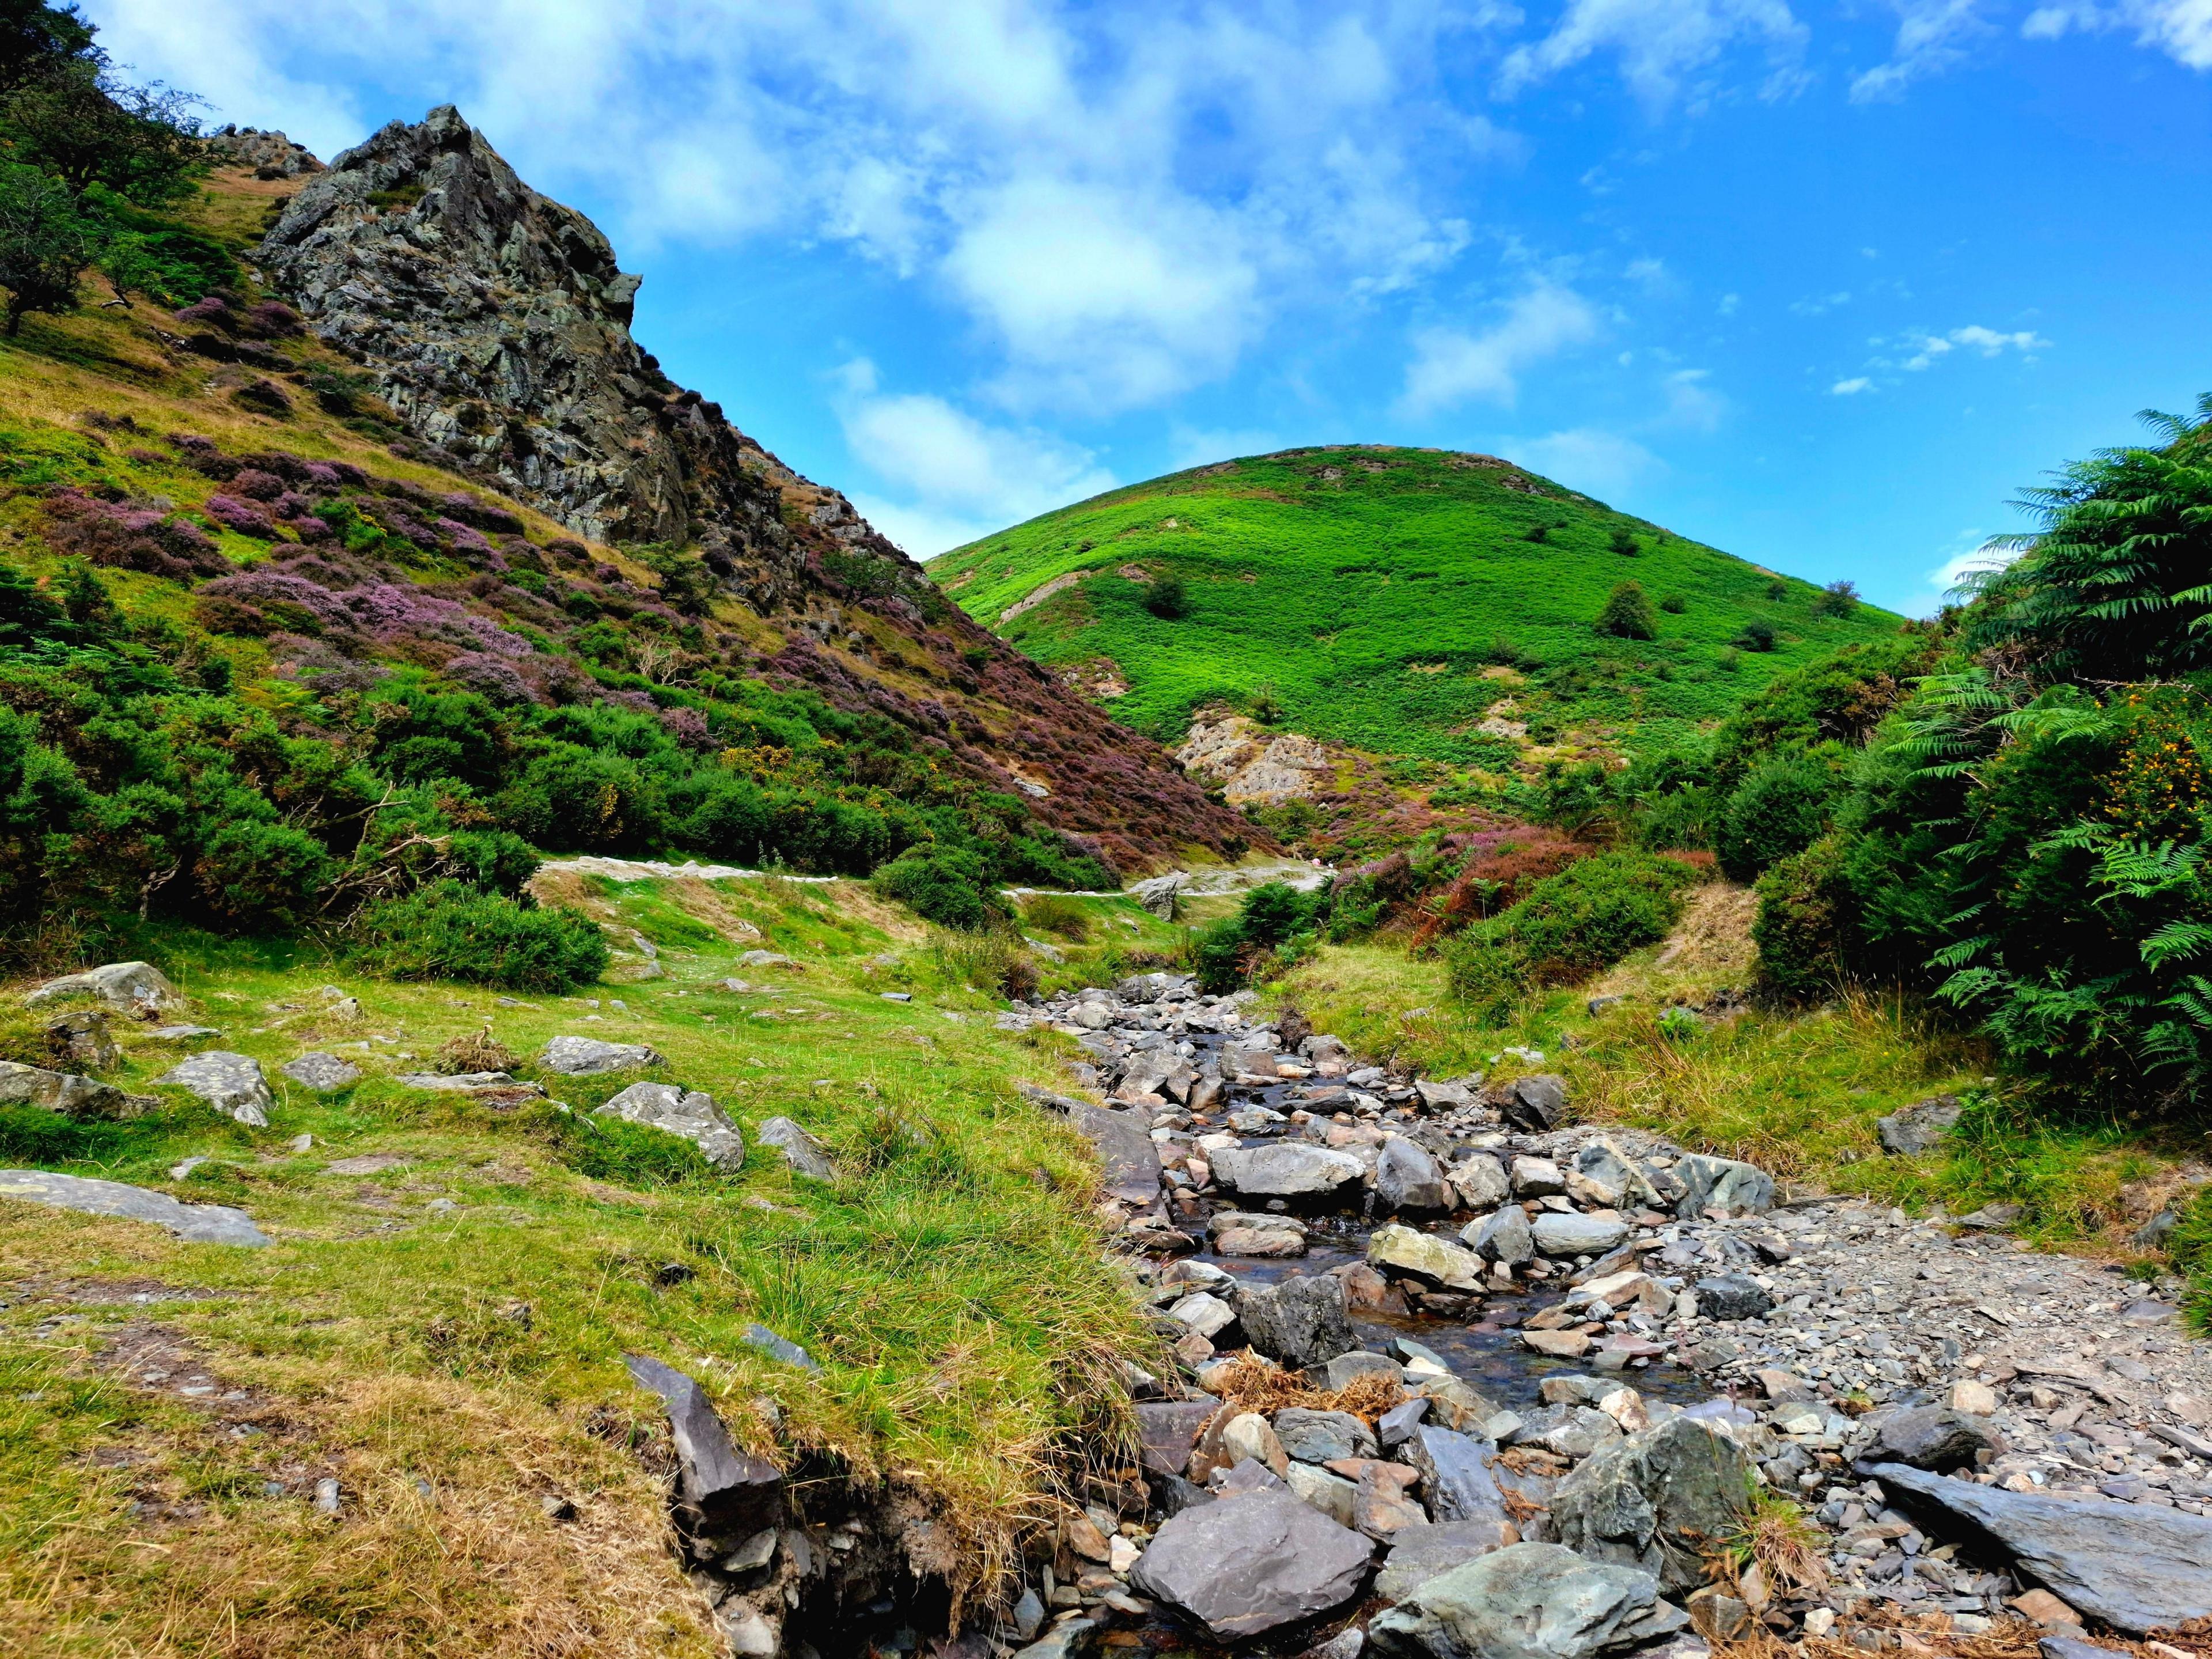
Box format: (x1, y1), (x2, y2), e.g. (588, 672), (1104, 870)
(1397, 283), (1601, 416)
(2022, 1), (2212, 69)
(1495, 0), (1809, 110)
(1898, 324), (2050, 370)
(1831, 376), (1874, 395)
(1850, 0), (1990, 103)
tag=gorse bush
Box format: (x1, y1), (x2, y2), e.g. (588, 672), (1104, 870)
(872, 843), (1006, 932)
(1594, 579), (1658, 641)
(1193, 880), (1329, 993)
(1143, 572), (1189, 619)
(1444, 851), (1699, 1017)
(346, 882), (609, 992)
(1716, 753), (1842, 882)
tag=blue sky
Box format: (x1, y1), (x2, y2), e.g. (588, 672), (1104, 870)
(92, 0), (2212, 614)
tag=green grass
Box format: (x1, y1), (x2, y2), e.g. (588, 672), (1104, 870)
(0, 874), (1169, 1655)
(927, 446), (1902, 763)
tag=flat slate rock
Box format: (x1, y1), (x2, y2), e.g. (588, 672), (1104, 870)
(1211, 1142), (1365, 1197)
(0, 1169), (270, 1245)
(1376, 1517), (1522, 1604)
(1128, 1485), (1372, 1639)
(26, 960), (179, 1012)
(756, 1116), (836, 1181)
(538, 1036), (665, 1075)
(596, 1081), (744, 1168)
(624, 1354), (781, 1531)
(0, 1059), (127, 1119)
(1872, 1463), (2212, 1633)
(1059, 1098), (1162, 1205)
(281, 1052), (362, 1092)
(154, 1051), (274, 1127)
(1368, 1541), (1686, 1659)
(1136, 1399), (1221, 1476)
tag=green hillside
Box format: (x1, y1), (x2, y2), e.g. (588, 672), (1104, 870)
(929, 445), (1903, 766)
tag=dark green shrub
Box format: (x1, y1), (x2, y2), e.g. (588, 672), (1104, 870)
(1192, 881), (1328, 992)
(347, 882), (608, 991)
(1444, 851), (1697, 1013)
(1753, 835), (1849, 999)
(1716, 754), (1840, 881)
(1732, 619), (1778, 652)
(1660, 593), (1687, 614)
(195, 817), (338, 928)
(1594, 580), (1657, 641)
(1144, 573), (1190, 619)
(1607, 527), (1640, 556)
(872, 843), (1005, 931)
(1811, 579), (1859, 618)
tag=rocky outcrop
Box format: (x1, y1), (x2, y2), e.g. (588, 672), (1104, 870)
(0, 1169), (271, 1245)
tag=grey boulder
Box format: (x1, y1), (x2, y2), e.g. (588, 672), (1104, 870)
(538, 1035), (665, 1075)
(0, 1059), (127, 1119)
(1673, 1153), (1774, 1217)
(1377, 1137), (1450, 1211)
(1369, 1224), (1484, 1291)
(0, 1169), (270, 1245)
(1551, 1416), (1753, 1593)
(1876, 1094), (1962, 1156)
(596, 1081), (744, 1169)
(1500, 1074), (1567, 1130)
(1464, 1206), (1533, 1267)
(1404, 1425), (1511, 1526)
(1872, 1462), (2212, 1634)
(1212, 1142), (1365, 1198)
(26, 960), (179, 1013)
(281, 1052), (362, 1092)
(757, 1116), (836, 1181)
(154, 1051), (274, 1127)
(1376, 1517), (1523, 1604)
(1367, 1541), (1685, 1659)
(1694, 1274), (1773, 1320)
(1239, 1272), (1355, 1367)
(1863, 1406), (2002, 1472)
(1127, 1485), (1372, 1639)
(1274, 1408), (1378, 1465)
(1062, 1099), (1161, 1204)
(1530, 1212), (1629, 1257)
(624, 1354), (781, 1531)
(1449, 1153), (1509, 1210)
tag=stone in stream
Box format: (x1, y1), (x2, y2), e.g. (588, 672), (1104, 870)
(1021, 1086), (1160, 1203)
(1126, 1486), (1372, 1639)
(1211, 1142), (1364, 1198)
(1403, 1425), (1512, 1527)
(1274, 1408), (1378, 1465)
(1448, 1152), (1510, 1210)
(1876, 1094), (1963, 1156)
(0, 1169), (271, 1245)
(1672, 1152), (1774, 1216)
(757, 1116), (838, 1181)
(1366, 1541), (1686, 1659)
(1508, 1405), (1624, 1461)
(1530, 1212), (1629, 1257)
(1285, 1461), (1359, 1528)
(1135, 1400), (1221, 1476)
(1550, 1417), (1754, 1594)
(1510, 1156), (1565, 1197)
(0, 1059), (128, 1119)
(1862, 1404), (2003, 1471)
(1375, 1517), (1524, 1604)
(595, 1082), (745, 1169)
(1415, 1077), (1480, 1109)
(26, 960), (180, 1013)
(1377, 1136), (1450, 1211)
(280, 1052), (362, 1092)
(1170, 1291), (1238, 1342)
(154, 1051), (275, 1126)
(1378, 1397), (1430, 1449)
(1499, 1074), (1567, 1131)
(1238, 1272), (1355, 1367)
(539, 1036), (666, 1075)
(1368, 1224), (1484, 1291)
(624, 1354), (781, 1532)
(1465, 1205), (1534, 1267)
(1694, 1273), (1772, 1320)
(1210, 1210), (1308, 1257)
(1871, 1462), (2212, 1633)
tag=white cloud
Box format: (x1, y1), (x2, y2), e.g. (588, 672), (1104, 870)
(1658, 368), (1725, 430)
(1397, 284), (1600, 416)
(1168, 425), (1285, 469)
(1918, 527), (2014, 613)
(1831, 376), (1874, 395)
(2021, 1), (2212, 67)
(1501, 428), (1663, 498)
(1495, 0), (1808, 110)
(1898, 324), (2050, 370)
(1790, 291), (1851, 316)
(832, 358), (1115, 556)
(1850, 0), (1990, 103)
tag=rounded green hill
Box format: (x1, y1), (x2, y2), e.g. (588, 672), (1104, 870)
(927, 445), (1903, 765)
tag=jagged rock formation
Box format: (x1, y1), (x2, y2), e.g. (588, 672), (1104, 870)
(245, 107), (1252, 869)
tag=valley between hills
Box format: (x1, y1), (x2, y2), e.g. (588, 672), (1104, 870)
(0, 24), (2207, 1659)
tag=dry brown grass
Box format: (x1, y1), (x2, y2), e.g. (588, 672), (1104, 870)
(1203, 1353), (1405, 1422)
(434, 1025), (520, 1074)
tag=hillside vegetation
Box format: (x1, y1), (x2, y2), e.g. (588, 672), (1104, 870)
(927, 445), (1902, 770)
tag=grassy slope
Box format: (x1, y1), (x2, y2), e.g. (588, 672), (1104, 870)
(0, 878), (1187, 1654)
(927, 446), (1903, 763)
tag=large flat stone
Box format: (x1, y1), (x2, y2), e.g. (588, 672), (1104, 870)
(1238, 1272), (1354, 1367)
(1531, 1212), (1629, 1257)
(596, 1081), (744, 1168)
(26, 960), (179, 1013)
(1376, 1518), (1522, 1604)
(1377, 1137), (1450, 1211)
(154, 1051), (274, 1127)
(1136, 1400), (1221, 1477)
(1128, 1485), (1372, 1640)
(1212, 1142), (1365, 1198)
(624, 1354), (781, 1531)
(1367, 1541), (1686, 1659)
(0, 1169), (270, 1245)
(1871, 1462), (2212, 1634)
(280, 1052), (362, 1092)
(0, 1059), (127, 1119)
(1368, 1224), (1484, 1291)
(538, 1035), (665, 1075)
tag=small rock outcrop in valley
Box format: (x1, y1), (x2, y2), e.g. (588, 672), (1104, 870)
(247, 108), (1251, 872)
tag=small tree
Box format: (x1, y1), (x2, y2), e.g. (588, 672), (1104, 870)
(1810, 578), (1859, 618)
(1594, 579), (1658, 640)
(1732, 618), (1778, 652)
(0, 1), (100, 96)
(1607, 527), (1640, 556)
(1, 60), (204, 206)
(1143, 571), (1189, 619)
(0, 160), (86, 334)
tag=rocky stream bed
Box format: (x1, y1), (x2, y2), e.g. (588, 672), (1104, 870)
(984, 972), (2212, 1659)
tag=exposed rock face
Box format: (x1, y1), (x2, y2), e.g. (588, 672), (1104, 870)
(596, 1082), (744, 1169)
(154, 1052), (274, 1126)
(539, 1036), (664, 1076)
(0, 1059), (127, 1119)
(0, 1170), (270, 1245)
(1872, 1463), (2212, 1633)
(281, 1052), (362, 1092)
(1550, 1418), (1753, 1593)
(623, 1354), (781, 1532)
(1877, 1095), (1963, 1156)
(210, 126), (325, 178)
(1367, 1542), (1686, 1659)
(1173, 714), (1334, 805)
